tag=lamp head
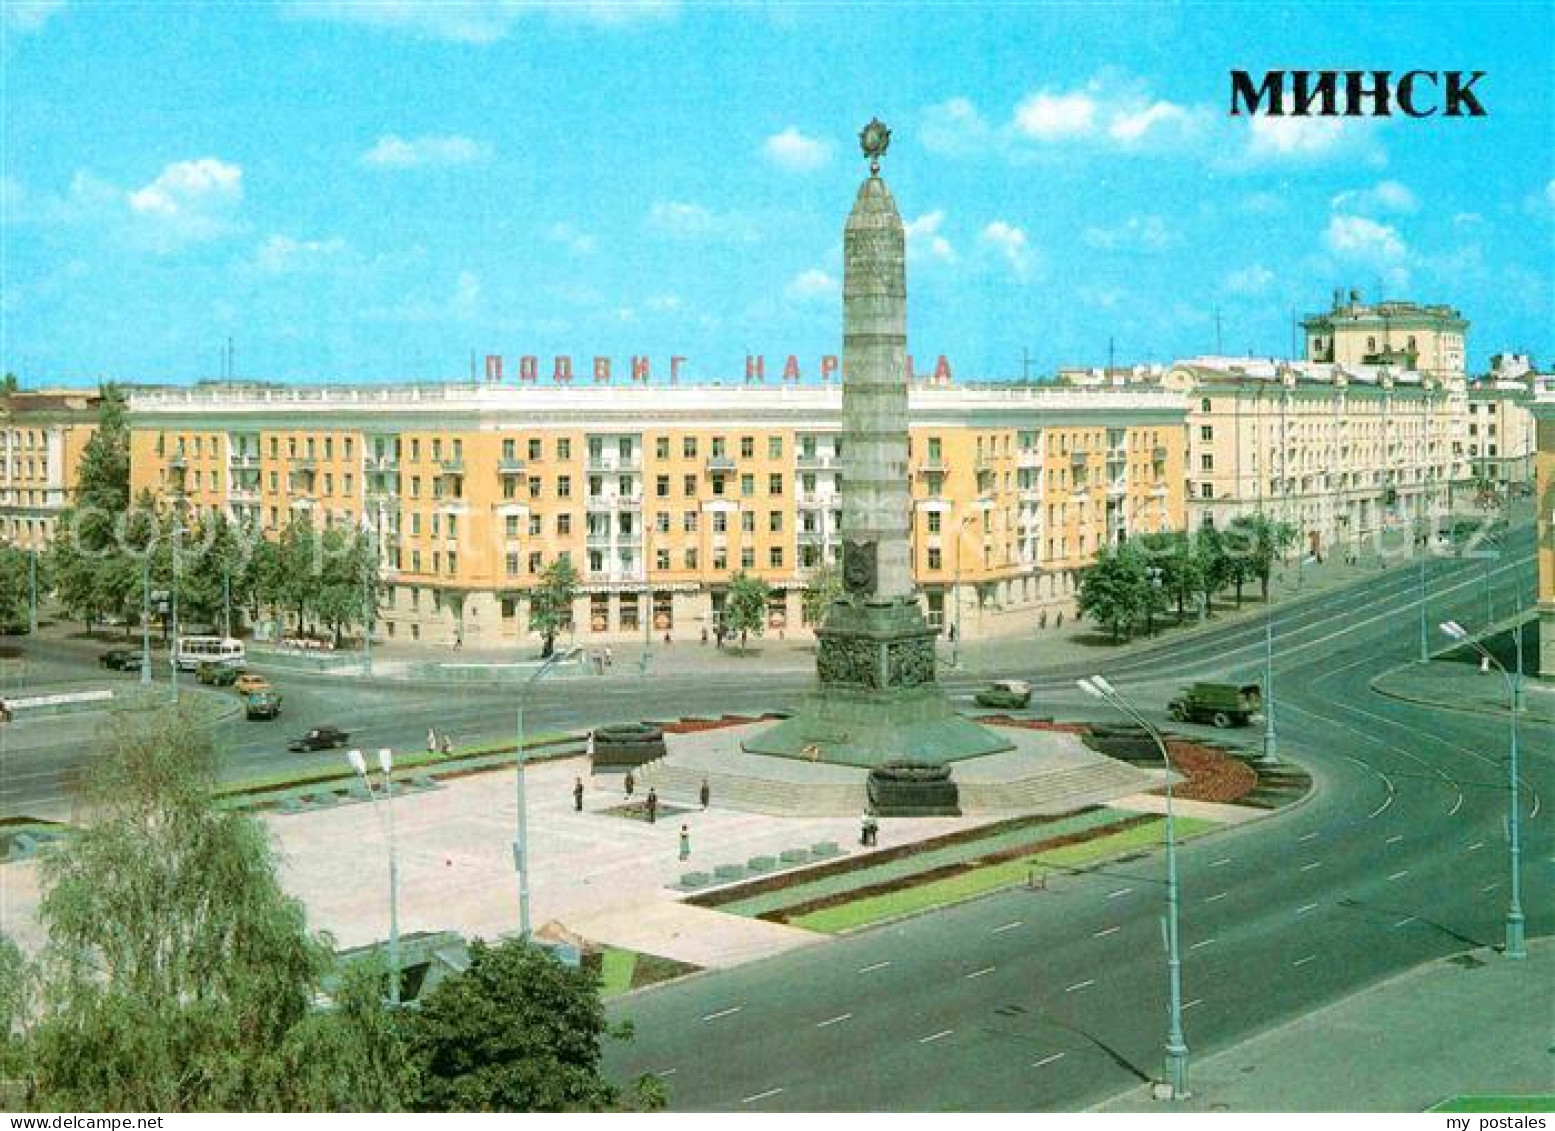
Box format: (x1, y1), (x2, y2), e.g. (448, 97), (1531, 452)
(346, 748), (366, 777)
(1091, 674), (1117, 695)
(1439, 620), (1467, 640)
(377, 747), (393, 775)
(1077, 678), (1103, 699)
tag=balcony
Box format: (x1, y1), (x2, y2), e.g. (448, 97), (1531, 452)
(587, 455), (640, 473)
(1017, 449), (1042, 468)
(229, 485), (260, 502)
(706, 455), (737, 473)
(1070, 451), (1088, 467)
(367, 454), (399, 471)
(291, 455), (317, 470)
(437, 457), (464, 474)
(497, 457), (526, 473)
(916, 457), (947, 474)
(229, 452), (260, 468)
(1107, 480), (1128, 498)
(796, 453), (835, 470)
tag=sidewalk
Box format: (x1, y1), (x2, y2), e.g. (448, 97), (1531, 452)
(1373, 659), (1555, 725)
(1096, 941), (1554, 1112)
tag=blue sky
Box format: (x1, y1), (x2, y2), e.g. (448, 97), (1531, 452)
(2, 0), (1551, 385)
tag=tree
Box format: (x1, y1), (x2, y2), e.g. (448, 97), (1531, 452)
(800, 562), (843, 628)
(0, 546), (33, 629)
(404, 938), (655, 1113)
(722, 571), (771, 652)
(1228, 512), (1298, 601)
(529, 558), (579, 658)
(1077, 543), (1151, 642)
(24, 705), (344, 1110)
(74, 384), (130, 515)
(1, 373), (18, 394)
(1140, 532), (1203, 625)
(1193, 526), (1231, 617)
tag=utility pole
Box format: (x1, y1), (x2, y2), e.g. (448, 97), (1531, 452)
(1213, 306), (1223, 355)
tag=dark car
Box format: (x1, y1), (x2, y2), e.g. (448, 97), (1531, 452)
(99, 649), (144, 672)
(197, 660), (242, 686)
(288, 725), (350, 752)
(245, 691), (283, 720)
(974, 680), (1032, 709)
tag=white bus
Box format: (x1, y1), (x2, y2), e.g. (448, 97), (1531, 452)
(174, 636), (246, 672)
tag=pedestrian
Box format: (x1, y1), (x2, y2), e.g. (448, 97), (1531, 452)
(701, 625), (709, 645)
(664, 630), (672, 645)
(679, 823), (690, 861)
(866, 813), (879, 846)
(604, 645), (613, 668)
(573, 777), (585, 813)
(646, 787), (659, 824)
(454, 632), (463, 651)
(624, 769), (636, 799)
(427, 727), (437, 756)
(440, 733), (452, 757)
(860, 811), (872, 847)
(947, 623), (956, 644)
(699, 778), (711, 810)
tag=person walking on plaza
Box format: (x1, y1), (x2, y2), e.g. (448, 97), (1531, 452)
(699, 778), (710, 810)
(440, 733), (452, 757)
(573, 777), (585, 813)
(679, 823), (691, 861)
(646, 788), (659, 824)
(624, 770), (636, 799)
(427, 727), (437, 756)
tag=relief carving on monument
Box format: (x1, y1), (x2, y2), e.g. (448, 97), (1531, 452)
(842, 539), (878, 595)
(887, 638), (936, 688)
(817, 635), (880, 688)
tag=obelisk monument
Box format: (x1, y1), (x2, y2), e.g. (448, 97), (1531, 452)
(744, 119), (1012, 767)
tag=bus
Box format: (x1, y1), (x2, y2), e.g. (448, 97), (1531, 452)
(174, 636), (246, 672)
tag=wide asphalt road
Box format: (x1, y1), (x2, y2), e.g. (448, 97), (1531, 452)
(598, 534), (1551, 1110)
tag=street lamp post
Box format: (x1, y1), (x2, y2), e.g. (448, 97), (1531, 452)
(348, 746), (401, 1005)
(1078, 675), (1188, 1099)
(1440, 620), (1525, 959)
(515, 646), (576, 939)
(1261, 582), (1278, 765)
(139, 525), (187, 690)
(362, 519), (376, 677)
(640, 526), (653, 677)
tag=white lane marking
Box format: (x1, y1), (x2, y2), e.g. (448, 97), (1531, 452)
(742, 1087), (784, 1105)
(1106, 887), (1134, 899)
(1093, 926), (1121, 938)
(1482, 881), (1500, 893)
(1386, 834), (1404, 845)
(1292, 954), (1318, 968)
(816, 1013), (852, 1028)
(1467, 841), (1486, 852)
(992, 920), (1023, 934)
(658, 1068), (678, 1078)
(1182, 998), (1204, 1010)
(1205, 892), (1228, 903)
(1032, 1052), (1067, 1069)
(1388, 869), (1409, 881)
(858, 961), (891, 974)
(1448, 794), (1465, 817)
(1300, 861), (1323, 872)
(1367, 788), (1396, 819)
(1208, 858), (1233, 869)
(1297, 903), (1319, 915)
(965, 966), (996, 980)
(1298, 831), (1319, 842)
(919, 1029), (954, 1044)
(702, 1006), (743, 1022)
(1394, 917), (1416, 928)
(1065, 979), (1096, 993)
(1189, 938), (1217, 950)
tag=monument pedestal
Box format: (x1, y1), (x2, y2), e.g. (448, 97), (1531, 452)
(742, 596), (1014, 769)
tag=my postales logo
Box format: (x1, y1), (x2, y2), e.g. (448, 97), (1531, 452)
(1230, 70), (1487, 117)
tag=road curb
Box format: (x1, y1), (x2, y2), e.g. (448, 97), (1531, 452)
(1367, 668), (1554, 725)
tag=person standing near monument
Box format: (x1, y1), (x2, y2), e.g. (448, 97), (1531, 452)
(699, 778), (711, 809)
(679, 824), (691, 861)
(646, 787), (659, 824)
(624, 769), (636, 799)
(573, 777), (585, 813)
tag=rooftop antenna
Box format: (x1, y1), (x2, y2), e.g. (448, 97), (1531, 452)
(1021, 347), (1032, 382)
(1214, 306), (1223, 355)
(1107, 336), (1116, 373)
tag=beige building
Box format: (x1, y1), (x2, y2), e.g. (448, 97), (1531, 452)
(1534, 376), (1555, 678)
(1161, 358), (1459, 557)
(1466, 354), (1541, 493)
(0, 389), (101, 552)
(126, 382), (1187, 646)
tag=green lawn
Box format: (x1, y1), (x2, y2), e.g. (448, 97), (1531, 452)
(597, 948), (638, 998)
(792, 816), (1220, 934)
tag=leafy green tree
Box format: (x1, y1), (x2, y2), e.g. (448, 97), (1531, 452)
(74, 384), (130, 515)
(312, 527), (378, 646)
(1077, 543), (1151, 642)
(1193, 526), (1231, 617)
(1227, 512), (1298, 601)
(529, 557), (579, 658)
(722, 571), (771, 652)
(800, 562), (843, 628)
(1, 373), (18, 394)
(404, 939), (655, 1113)
(0, 546), (33, 629)
(1139, 532), (1203, 624)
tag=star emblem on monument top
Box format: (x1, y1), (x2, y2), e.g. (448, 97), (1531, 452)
(859, 117), (891, 174)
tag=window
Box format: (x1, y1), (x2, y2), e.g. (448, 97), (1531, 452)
(928, 547), (942, 570)
(712, 437), (727, 458)
(713, 550), (727, 570)
(503, 438), (516, 461)
(529, 551), (542, 573)
(656, 436), (670, 459)
(684, 474), (697, 497)
(528, 477), (542, 499)
(740, 474), (754, 497)
(1199, 398), (1211, 414)
(656, 511), (670, 533)
(1199, 425), (1213, 441)
(769, 510), (783, 532)
(1199, 483), (1214, 499)
(928, 436), (942, 461)
(529, 515), (542, 536)
(528, 438), (542, 461)
(411, 475), (422, 498)
(506, 552), (520, 577)
(410, 438), (420, 461)
(557, 514), (572, 535)
(769, 473), (783, 495)
(682, 437), (698, 459)
(656, 548), (670, 570)
(686, 548), (699, 569)
(713, 513), (728, 534)
(769, 546), (783, 568)
(741, 511), (754, 533)
(557, 475), (571, 498)
(740, 436), (754, 459)
(656, 475), (670, 497)
(557, 438), (571, 460)
(768, 436), (783, 459)
(683, 511), (698, 533)
(928, 511), (942, 534)
(1200, 454), (1214, 472)
(503, 476), (517, 499)
(432, 438), (442, 462)
(741, 548), (755, 569)
(505, 514), (521, 538)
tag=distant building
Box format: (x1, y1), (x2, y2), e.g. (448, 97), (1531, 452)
(0, 389), (102, 551)
(1465, 353), (1542, 492)
(1534, 375), (1555, 677)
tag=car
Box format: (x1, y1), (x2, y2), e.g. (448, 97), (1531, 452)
(233, 673), (271, 696)
(974, 679), (1032, 709)
(244, 691), (283, 720)
(197, 660), (243, 686)
(287, 725), (350, 752)
(99, 649), (140, 670)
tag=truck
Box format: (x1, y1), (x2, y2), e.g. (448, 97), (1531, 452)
(1167, 682), (1262, 728)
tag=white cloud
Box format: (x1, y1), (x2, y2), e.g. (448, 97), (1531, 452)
(1082, 214), (1179, 253)
(1330, 179), (1418, 215)
(1013, 90), (1096, 141)
(921, 97), (993, 157)
(544, 221), (597, 255)
(1007, 74), (1206, 152)
(763, 127), (832, 172)
(125, 158), (243, 249)
(280, 1), (677, 43)
(1525, 178), (1555, 217)
(363, 134), (492, 169)
(904, 211), (956, 263)
(645, 293), (683, 312)
(979, 220), (1033, 280)
(786, 269), (839, 302)
(1325, 214), (1408, 266)
(253, 234), (349, 274)
(1242, 116), (1384, 167)
(3, 0), (65, 31)
(646, 200), (756, 242)
(1224, 265), (1275, 295)
(1107, 100), (1189, 144)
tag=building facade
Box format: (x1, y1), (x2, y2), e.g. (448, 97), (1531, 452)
(126, 382), (1187, 645)
(1534, 376), (1555, 679)
(1466, 353), (1542, 493)
(0, 390), (101, 552)
(1162, 359), (1460, 557)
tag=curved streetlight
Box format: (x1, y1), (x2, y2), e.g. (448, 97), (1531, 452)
(1439, 619), (1525, 959)
(515, 645), (580, 939)
(347, 745), (401, 1004)
(1077, 674), (1189, 1100)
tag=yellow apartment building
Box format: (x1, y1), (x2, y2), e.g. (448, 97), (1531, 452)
(1534, 377), (1554, 678)
(0, 389), (101, 551)
(1466, 353), (1541, 492)
(127, 382), (1187, 646)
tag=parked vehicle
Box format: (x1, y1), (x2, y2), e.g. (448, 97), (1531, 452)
(175, 635), (245, 672)
(233, 673), (272, 696)
(1167, 682), (1262, 728)
(974, 680), (1031, 709)
(98, 649), (143, 672)
(197, 660), (243, 686)
(244, 691), (283, 720)
(288, 725), (350, 752)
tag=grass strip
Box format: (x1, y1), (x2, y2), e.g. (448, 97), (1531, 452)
(597, 948), (637, 998)
(792, 816), (1219, 934)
